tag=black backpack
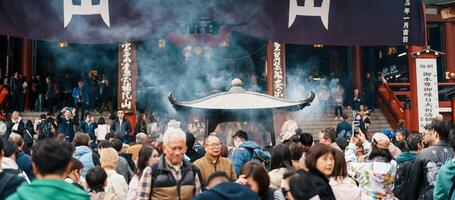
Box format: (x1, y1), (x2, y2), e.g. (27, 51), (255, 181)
(39, 121), (53, 139)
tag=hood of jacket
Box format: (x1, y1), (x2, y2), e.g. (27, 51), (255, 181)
(8, 179), (89, 200)
(198, 182), (260, 200)
(73, 146), (91, 158)
(396, 152), (417, 163)
(239, 141), (260, 150)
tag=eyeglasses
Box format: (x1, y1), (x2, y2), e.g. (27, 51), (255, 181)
(206, 143), (221, 148)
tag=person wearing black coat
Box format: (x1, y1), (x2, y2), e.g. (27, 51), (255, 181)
(5, 111), (25, 139)
(57, 108), (78, 142)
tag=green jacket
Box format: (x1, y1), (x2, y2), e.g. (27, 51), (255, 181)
(434, 158), (455, 200)
(7, 179), (89, 200)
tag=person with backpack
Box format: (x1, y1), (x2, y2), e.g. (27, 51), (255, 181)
(38, 117), (56, 140)
(193, 135), (237, 187)
(136, 124), (203, 200)
(1, 140), (30, 183)
(0, 137), (26, 199)
(231, 130), (271, 177)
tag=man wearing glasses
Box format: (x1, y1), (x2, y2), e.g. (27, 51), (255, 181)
(407, 120), (454, 200)
(193, 134), (237, 187)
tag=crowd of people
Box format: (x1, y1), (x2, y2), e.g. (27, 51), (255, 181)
(4, 71), (115, 117)
(0, 102), (453, 200)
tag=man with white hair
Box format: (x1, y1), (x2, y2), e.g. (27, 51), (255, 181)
(137, 121), (202, 200)
(126, 132), (146, 161)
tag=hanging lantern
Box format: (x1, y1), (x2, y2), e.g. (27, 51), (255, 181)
(158, 39), (166, 48)
(58, 42), (68, 48)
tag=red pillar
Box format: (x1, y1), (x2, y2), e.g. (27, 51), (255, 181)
(451, 98), (455, 122)
(444, 21), (455, 82)
(352, 46), (363, 93)
(21, 39), (32, 110)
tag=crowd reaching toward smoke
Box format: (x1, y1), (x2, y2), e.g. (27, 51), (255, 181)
(0, 99), (453, 200)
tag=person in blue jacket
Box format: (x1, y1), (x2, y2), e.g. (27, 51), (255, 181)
(72, 80), (90, 120)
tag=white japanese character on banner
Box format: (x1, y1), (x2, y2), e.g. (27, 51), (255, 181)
(63, 0), (110, 28)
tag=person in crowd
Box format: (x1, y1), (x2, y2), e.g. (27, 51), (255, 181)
(7, 139), (89, 200)
(73, 133), (99, 177)
(0, 137), (26, 199)
(94, 117), (109, 143)
(64, 158), (84, 190)
(44, 77), (55, 115)
(298, 131), (313, 163)
(280, 116), (298, 143)
(127, 145), (160, 200)
(110, 110), (132, 144)
(9, 134), (35, 180)
(319, 128), (342, 152)
(381, 129), (403, 159)
(231, 130), (266, 176)
(126, 132), (146, 162)
(393, 133), (423, 199)
(36, 75), (46, 112)
(188, 115), (206, 145)
(346, 132), (397, 199)
(395, 119), (410, 139)
(433, 129), (455, 200)
(10, 73), (23, 112)
(283, 145), (337, 200)
(57, 107), (78, 142)
(236, 161), (284, 200)
(1, 140), (30, 183)
(394, 129), (409, 152)
(195, 172), (261, 200)
(5, 111), (25, 139)
(336, 114), (352, 138)
(134, 113), (147, 135)
(349, 89), (363, 116)
(268, 144), (294, 189)
(318, 86), (331, 116)
(62, 73), (74, 108)
(193, 134), (237, 186)
(23, 120), (35, 151)
(288, 135), (306, 170)
(332, 83), (344, 121)
(407, 120), (454, 200)
(364, 73), (376, 111)
(110, 138), (134, 183)
(329, 149), (361, 200)
(99, 78), (114, 115)
(186, 132), (204, 162)
(81, 113), (98, 142)
(72, 80), (90, 120)
(99, 147), (128, 200)
(85, 166), (117, 200)
(136, 122), (203, 199)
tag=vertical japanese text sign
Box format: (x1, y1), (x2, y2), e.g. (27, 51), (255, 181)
(118, 42), (137, 113)
(416, 58), (439, 132)
(267, 42), (286, 98)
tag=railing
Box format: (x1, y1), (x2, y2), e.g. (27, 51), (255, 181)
(0, 85), (9, 109)
(378, 82), (455, 127)
(377, 83), (406, 128)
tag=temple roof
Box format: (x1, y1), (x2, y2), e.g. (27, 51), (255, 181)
(169, 78), (315, 111)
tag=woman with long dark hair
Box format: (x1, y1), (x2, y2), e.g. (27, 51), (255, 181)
(268, 144), (294, 189)
(329, 150), (360, 200)
(236, 161), (285, 200)
(345, 132), (397, 199)
(127, 145), (160, 200)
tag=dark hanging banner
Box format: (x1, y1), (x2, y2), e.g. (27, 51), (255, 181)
(0, 0), (425, 45)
